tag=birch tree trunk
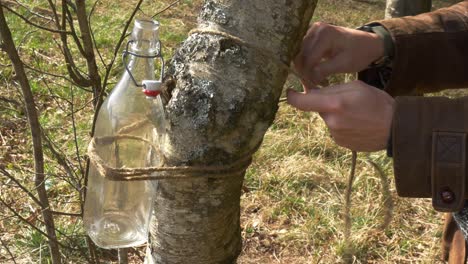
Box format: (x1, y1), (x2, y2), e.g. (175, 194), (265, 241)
(147, 0), (318, 263)
(385, 0), (432, 18)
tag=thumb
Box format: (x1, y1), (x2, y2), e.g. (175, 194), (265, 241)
(287, 88), (334, 112)
(311, 54), (349, 83)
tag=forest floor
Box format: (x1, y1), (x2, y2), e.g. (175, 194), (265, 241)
(0, 0), (465, 263)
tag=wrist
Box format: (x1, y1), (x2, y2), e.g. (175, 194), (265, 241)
(358, 24), (394, 67)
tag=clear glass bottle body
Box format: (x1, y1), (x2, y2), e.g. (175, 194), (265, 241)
(83, 19), (165, 249)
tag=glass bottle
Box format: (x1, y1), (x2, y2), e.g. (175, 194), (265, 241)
(83, 19), (166, 249)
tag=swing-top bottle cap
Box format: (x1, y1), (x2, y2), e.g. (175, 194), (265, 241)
(142, 80), (162, 99)
(131, 19), (160, 55)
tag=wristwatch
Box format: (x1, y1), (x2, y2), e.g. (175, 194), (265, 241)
(358, 24), (395, 68)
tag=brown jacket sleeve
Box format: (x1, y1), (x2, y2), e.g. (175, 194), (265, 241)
(365, 1), (468, 212)
(379, 1), (468, 96)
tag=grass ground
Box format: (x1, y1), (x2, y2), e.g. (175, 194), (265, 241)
(0, 0), (465, 263)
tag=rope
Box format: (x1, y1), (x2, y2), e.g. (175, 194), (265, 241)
(343, 152), (394, 248)
(344, 151), (358, 242)
(366, 158), (394, 231)
(87, 134), (257, 181)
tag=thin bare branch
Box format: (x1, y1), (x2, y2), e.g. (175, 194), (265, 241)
(27, 209), (92, 263)
(15, 30), (38, 54)
(44, 0), (84, 78)
(152, 0), (182, 18)
(45, 0), (61, 27)
(0, 167), (43, 206)
(0, 215), (17, 222)
(0, 7), (62, 263)
(86, 237), (99, 264)
(0, 105), (22, 114)
(70, 86), (85, 180)
(11, 165), (79, 194)
(65, 97), (94, 117)
(52, 37), (92, 87)
(50, 210), (82, 217)
(75, 0), (102, 107)
(45, 0), (92, 88)
(2, 0), (59, 18)
(88, 0), (106, 69)
(42, 131), (79, 182)
(0, 197), (86, 255)
(40, 78), (71, 111)
(64, 6), (86, 57)
(10, 0), (55, 21)
(0, 95), (21, 106)
(24, 63), (93, 92)
(1, 5), (70, 34)
(0, 198), (59, 246)
(24, 64), (70, 82)
(0, 237), (17, 264)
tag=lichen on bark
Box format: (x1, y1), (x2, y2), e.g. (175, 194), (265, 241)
(148, 1), (318, 263)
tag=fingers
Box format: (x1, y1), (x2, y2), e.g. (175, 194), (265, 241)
(310, 54), (349, 84)
(294, 23), (322, 73)
(286, 88), (340, 113)
(302, 33), (334, 70)
(295, 22), (343, 83)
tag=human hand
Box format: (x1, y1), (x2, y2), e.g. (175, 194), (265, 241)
(295, 22), (384, 85)
(287, 81), (394, 152)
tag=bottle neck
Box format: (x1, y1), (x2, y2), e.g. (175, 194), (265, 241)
(125, 40), (157, 85)
(130, 39), (159, 56)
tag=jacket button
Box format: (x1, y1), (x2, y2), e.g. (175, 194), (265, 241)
(440, 189), (455, 203)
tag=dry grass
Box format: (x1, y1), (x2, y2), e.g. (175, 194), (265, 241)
(238, 104), (445, 263)
(0, 0), (465, 263)
(238, 0), (464, 263)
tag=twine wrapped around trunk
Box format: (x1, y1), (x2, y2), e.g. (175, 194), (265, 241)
(87, 133), (257, 181)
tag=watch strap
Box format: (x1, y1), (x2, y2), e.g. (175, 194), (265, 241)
(357, 24), (395, 67)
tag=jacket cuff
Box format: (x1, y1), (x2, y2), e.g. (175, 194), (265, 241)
(393, 96), (467, 212)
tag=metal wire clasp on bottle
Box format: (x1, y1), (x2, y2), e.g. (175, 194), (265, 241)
(122, 39), (165, 99)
